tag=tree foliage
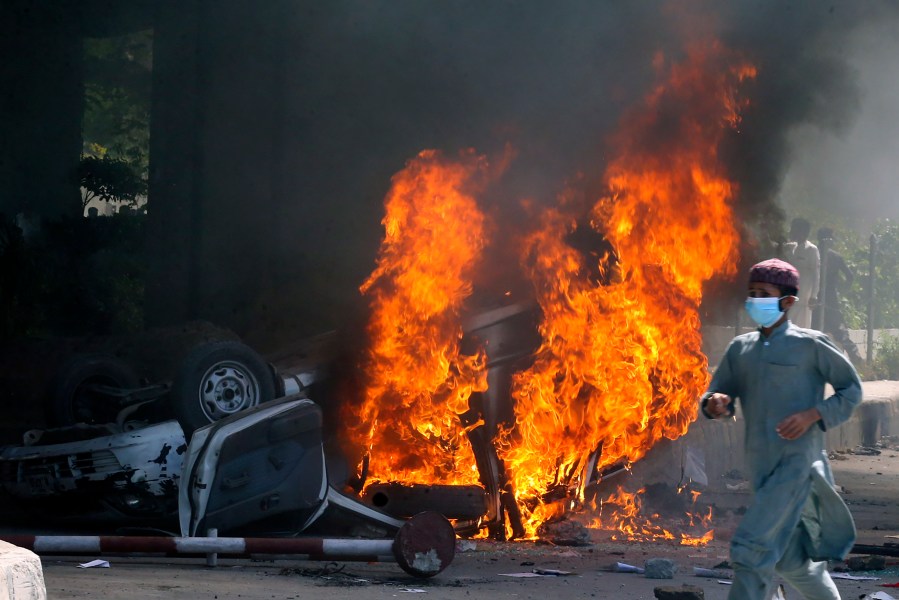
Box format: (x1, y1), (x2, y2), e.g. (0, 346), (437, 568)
(77, 155), (147, 210)
(834, 219), (899, 329)
(80, 30), (152, 213)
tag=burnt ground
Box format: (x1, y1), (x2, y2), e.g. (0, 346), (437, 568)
(29, 448), (899, 600)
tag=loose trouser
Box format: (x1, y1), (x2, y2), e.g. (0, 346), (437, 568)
(775, 526), (840, 599)
(728, 454), (839, 600)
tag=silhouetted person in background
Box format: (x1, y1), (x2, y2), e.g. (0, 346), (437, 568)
(780, 218), (820, 328)
(814, 227), (863, 365)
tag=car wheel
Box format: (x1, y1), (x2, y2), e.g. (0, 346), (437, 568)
(170, 341), (275, 435)
(48, 354), (140, 426)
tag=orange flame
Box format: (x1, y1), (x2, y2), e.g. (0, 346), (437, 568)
(587, 487), (714, 546)
(346, 149), (490, 485)
(600, 488), (676, 542)
(499, 41), (755, 534)
(347, 40), (754, 540)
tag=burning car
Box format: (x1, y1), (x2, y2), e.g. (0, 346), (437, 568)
(1, 35), (751, 538)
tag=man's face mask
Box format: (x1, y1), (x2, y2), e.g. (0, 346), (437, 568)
(745, 296), (784, 328)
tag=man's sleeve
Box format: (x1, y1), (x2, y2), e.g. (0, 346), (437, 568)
(814, 333), (863, 430)
(700, 340), (740, 419)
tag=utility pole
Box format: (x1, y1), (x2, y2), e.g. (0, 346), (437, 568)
(866, 234), (878, 365)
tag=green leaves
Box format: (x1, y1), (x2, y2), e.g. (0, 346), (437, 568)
(76, 154), (147, 210)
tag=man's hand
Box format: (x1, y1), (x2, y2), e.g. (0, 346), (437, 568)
(705, 393), (733, 418)
(776, 408), (822, 440)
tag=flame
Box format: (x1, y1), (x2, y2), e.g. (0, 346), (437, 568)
(346, 39), (754, 541)
(345, 149), (490, 485)
(681, 529), (715, 547)
(681, 490), (714, 546)
(499, 40), (755, 535)
(598, 488), (676, 542)
(586, 487), (714, 546)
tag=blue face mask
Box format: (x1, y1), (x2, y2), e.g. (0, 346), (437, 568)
(745, 296), (784, 328)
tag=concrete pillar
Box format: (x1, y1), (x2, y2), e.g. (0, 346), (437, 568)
(0, 1), (84, 221)
(145, 0), (203, 325)
(145, 0), (291, 334)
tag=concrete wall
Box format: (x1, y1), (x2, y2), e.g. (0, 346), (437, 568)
(631, 381), (899, 493)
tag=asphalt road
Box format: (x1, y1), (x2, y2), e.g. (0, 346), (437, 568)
(31, 447), (899, 600)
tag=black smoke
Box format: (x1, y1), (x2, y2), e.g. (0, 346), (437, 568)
(144, 1), (899, 343)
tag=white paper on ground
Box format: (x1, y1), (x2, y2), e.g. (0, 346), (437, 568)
(77, 560), (110, 568)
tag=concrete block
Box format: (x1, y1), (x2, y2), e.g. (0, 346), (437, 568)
(644, 558), (678, 579)
(0, 540), (46, 600)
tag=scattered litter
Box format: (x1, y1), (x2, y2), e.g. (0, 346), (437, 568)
(533, 568), (573, 576)
(718, 580), (733, 585)
(77, 560), (109, 568)
(399, 589), (427, 593)
(881, 583), (899, 588)
(861, 593), (896, 600)
(535, 517), (592, 546)
(520, 561), (535, 566)
(693, 567), (731, 579)
(457, 540), (477, 552)
(848, 555), (887, 571)
(725, 481), (750, 491)
(610, 562), (645, 574)
(852, 447), (882, 456)
(499, 568), (574, 578)
(830, 572), (881, 581)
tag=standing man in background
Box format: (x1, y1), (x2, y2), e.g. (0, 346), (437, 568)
(780, 218), (820, 328)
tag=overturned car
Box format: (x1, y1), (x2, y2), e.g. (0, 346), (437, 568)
(0, 303), (626, 542)
(1, 395), (407, 539)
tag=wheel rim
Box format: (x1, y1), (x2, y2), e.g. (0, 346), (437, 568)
(197, 360), (261, 421)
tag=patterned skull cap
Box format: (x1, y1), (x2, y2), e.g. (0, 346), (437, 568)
(749, 258), (799, 290)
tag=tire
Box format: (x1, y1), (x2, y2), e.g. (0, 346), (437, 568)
(170, 340), (275, 434)
(47, 354), (140, 426)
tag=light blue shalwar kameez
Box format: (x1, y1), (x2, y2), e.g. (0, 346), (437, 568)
(702, 321), (862, 600)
